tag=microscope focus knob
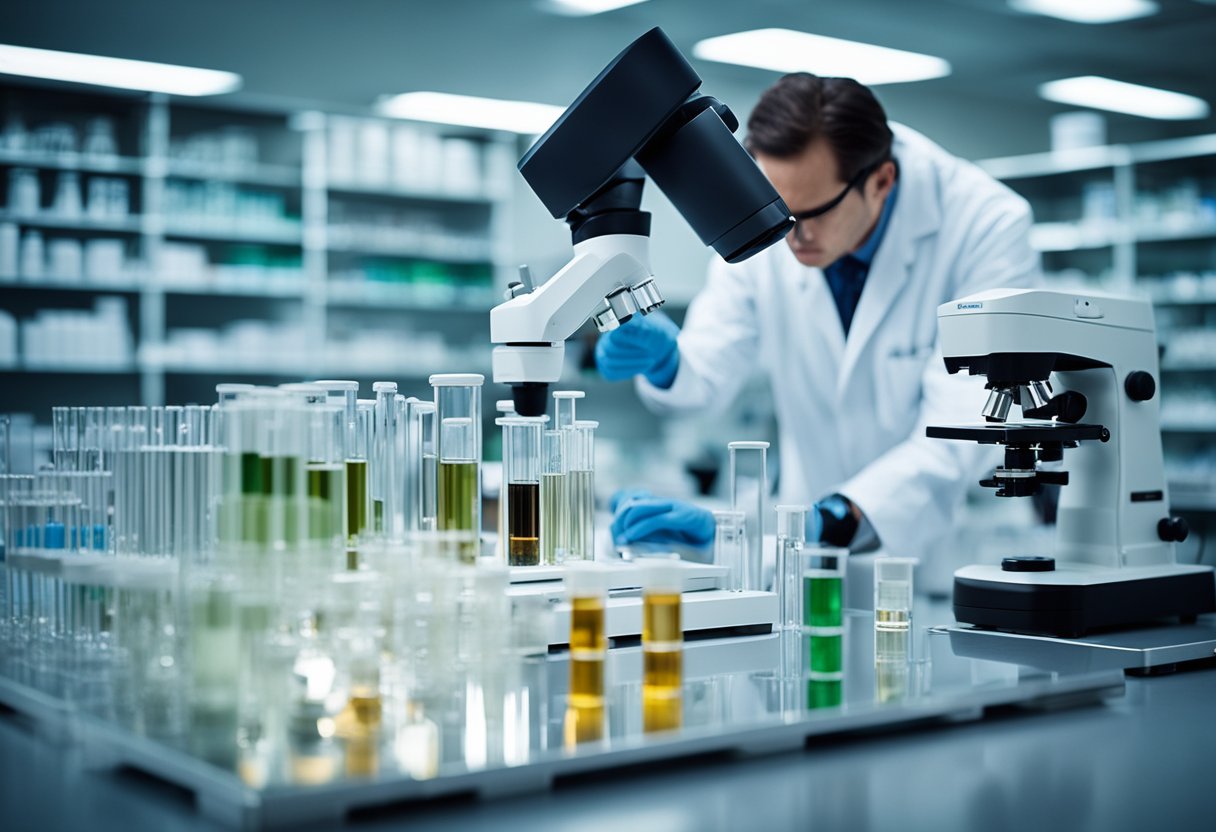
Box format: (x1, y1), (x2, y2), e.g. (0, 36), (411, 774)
(1158, 517), (1189, 543)
(1125, 371), (1157, 402)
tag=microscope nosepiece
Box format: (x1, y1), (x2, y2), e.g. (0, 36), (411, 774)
(983, 388), (1014, 423)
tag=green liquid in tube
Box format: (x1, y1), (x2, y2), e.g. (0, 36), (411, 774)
(807, 679), (842, 709)
(305, 464), (343, 543)
(804, 575), (843, 629)
(438, 460), (479, 563)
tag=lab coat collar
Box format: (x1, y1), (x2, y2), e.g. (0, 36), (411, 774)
(836, 127), (942, 395)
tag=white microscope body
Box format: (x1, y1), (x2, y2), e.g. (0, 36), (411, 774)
(930, 287), (1215, 637)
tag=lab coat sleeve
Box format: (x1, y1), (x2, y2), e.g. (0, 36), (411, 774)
(635, 257), (761, 415)
(837, 189), (1042, 561)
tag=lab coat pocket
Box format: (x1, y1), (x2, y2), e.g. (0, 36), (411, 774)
(877, 347), (932, 433)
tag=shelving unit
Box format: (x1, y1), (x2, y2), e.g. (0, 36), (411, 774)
(0, 80), (517, 413)
(979, 134), (1216, 518)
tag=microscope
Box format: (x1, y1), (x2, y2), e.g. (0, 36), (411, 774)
(928, 287), (1215, 638)
(490, 27), (794, 416)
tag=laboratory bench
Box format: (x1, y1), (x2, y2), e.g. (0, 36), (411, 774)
(2, 597), (1213, 832)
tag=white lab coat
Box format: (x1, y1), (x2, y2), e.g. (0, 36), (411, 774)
(637, 124), (1042, 563)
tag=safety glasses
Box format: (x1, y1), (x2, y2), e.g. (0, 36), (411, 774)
(789, 160), (884, 242)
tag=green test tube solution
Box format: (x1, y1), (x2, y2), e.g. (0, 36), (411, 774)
(431, 375), (483, 565)
(800, 546), (847, 708)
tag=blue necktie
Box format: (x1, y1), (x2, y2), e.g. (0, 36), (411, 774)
(823, 255), (868, 336)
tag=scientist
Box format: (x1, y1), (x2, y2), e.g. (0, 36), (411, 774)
(600, 73), (1041, 561)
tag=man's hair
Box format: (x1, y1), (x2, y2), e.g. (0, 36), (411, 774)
(745, 73), (894, 182)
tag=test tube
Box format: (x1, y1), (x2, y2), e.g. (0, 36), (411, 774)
(875, 557), (915, 704)
(303, 401), (346, 551)
(802, 545), (847, 709)
(564, 421), (597, 562)
(712, 510), (746, 592)
(552, 390), (584, 431)
(775, 505), (807, 631)
(540, 429), (566, 565)
(372, 382), (398, 538)
(728, 441), (768, 593)
(415, 402), (437, 531)
(494, 399), (516, 561)
(498, 416), (545, 567)
(639, 558), (683, 733)
(430, 374), (483, 564)
(345, 400), (373, 569)
(563, 562), (608, 747)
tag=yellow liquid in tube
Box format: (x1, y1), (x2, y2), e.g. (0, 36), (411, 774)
(569, 595), (605, 707)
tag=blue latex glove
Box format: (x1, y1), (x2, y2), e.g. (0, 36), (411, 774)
(610, 490), (715, 548)
(594, 312), (680, 388)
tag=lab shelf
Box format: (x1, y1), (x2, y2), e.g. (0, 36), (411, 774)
(6, 364), (138, 374)
(324, 234), (493, 263)
(0, 147), (145, 176)
(165, 159), (302, 189)
(161, 222), (304, 246)
(0, 277), (141, 293)
(1, 79), (515, 407)
(1161, 423), (1216, 434)
(159, 280), (307, 299)
(1148, 290), (1216, 306)
(325, 283), (493, 311)
(0, 210), (143, 234)
(326, 180), (497, 205)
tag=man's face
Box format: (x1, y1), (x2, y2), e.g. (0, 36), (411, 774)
(755, 139), (895, 269)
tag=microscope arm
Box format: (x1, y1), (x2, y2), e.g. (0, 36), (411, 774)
(490, 234), (653, 388)
(490, 243), (650, 346)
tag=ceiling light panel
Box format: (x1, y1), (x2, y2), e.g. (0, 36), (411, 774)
(1039, 76), (1210, 120)
(1008, 0), (1159, 24)
(0, 44), (241, 96)
(692, 29), (951, 85)
(377, 92), (565, 134)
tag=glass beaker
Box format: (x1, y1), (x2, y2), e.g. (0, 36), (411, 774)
(430, 374), (484, 564)
(712, 509), (746, 592)
(498, 415), (546, 567)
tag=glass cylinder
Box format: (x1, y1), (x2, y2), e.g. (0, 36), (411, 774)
(416, 402), (437, 532)
(343, 400), (373, 569)
(498, 415), (546, 567)
(728, 441), (768, 593)
(303, 402), (346, 552)
(552, 390), (584, 431)
(712, 509), (746, 592)
(430, 373), (483, 564)
(494, 399), (516, 561)
(565, 420), (596, 562)
(372, 382), (398, 539)
(775, 505), (807, 631)
(540, 429), (566, 566)
(874, 557), (914, 704)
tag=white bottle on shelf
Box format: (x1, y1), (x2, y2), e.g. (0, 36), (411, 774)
(19, 230), (44, 281)
(0, 310), (16, 368)
(0, 222), (18, 280)
(48, 238), (83, 282)
(8, 167), (40, 216)
(55, 172), (83, 219)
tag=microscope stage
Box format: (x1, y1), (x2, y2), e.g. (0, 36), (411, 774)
(926, 421), (1107, 445)
(953, 562), (1216, 638)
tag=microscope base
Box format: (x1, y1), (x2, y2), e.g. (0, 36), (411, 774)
(953, 562), (1216, 638)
